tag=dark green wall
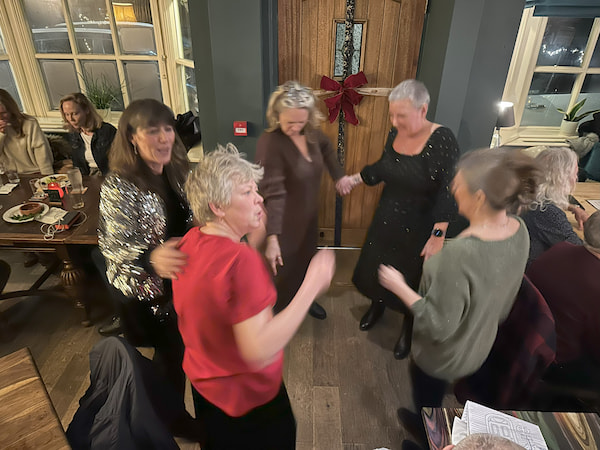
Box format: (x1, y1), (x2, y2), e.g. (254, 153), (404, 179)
(417, 0), (525, 152)
(189, 0), (277, 160)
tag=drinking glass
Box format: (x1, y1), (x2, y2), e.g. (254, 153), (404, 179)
(6, 169), (20, 184)
(29, 178), (39, 195)
(67, 168), (84, 209)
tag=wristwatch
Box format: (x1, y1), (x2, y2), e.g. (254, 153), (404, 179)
(431, 228), (445, 238)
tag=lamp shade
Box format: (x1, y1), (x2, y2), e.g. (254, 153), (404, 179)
(496, 102), (515, 128)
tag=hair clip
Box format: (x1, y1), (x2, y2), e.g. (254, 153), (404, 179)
(282, 84), (313, 108)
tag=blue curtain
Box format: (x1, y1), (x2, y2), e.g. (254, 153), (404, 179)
(525, 1), (600, 17)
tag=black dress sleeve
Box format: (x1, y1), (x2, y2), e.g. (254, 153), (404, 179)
(360, 128), (396, 186)
(428, 127), (460, 222)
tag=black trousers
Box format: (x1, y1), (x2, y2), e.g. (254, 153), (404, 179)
(192, 383), (296, 450)
(410, 362), (448, 410)
(110, 287), (186, 400)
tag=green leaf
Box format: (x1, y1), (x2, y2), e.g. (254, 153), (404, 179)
(572, 108), (600, 123)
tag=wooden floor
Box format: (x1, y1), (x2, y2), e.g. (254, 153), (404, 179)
(0, 248), (458, 449)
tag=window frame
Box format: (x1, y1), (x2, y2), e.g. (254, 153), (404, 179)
(501, 8), (600, 146)
(0, 0), (195, 132)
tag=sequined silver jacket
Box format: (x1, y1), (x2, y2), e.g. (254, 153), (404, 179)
(98, 172), (185, 301)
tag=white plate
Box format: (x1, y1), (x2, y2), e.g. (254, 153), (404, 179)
(37, 174), (71, 190)
(3, 203), (49, 223)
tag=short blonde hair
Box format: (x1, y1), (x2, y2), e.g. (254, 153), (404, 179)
(185, 143), (264, 225)
(265, 81), (324, 132)
(532, 147), (578, 210)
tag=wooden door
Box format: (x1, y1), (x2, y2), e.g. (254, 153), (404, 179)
(278, 0), (426, 247)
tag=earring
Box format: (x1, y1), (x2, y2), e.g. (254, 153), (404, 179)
(133, 143), (138, 155)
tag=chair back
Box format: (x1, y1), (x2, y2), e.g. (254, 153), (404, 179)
(454, 275), (556, 409)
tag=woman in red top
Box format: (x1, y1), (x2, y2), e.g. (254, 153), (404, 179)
(173, 144), (335, 449)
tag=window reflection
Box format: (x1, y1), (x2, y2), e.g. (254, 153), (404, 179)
(124, 61), (161, 101)
(39, 59), (79, 108)
(590, 41), (600, 68)
(581, 74), (600, 115)
(0, 29), (6, 55)
(184, 66), (198, 113)
(112, 0), (156, 55)
(178, 0), (193, 60)
(522, 73), (576, 126)
(536, 18), (593, 67)
(0, 62), (22, 110)
(66, 0), (113, 54)
(23, 0), (71, 53)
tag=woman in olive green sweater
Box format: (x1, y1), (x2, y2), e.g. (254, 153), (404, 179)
(379, 148), (541, 412)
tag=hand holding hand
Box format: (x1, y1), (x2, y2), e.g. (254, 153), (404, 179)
(420, 235), (444, 261)
(265, 235), (283, 275)
(335, 175), (355, 196)
(149, 237), (187, 280)
(304, 249), (336, 296)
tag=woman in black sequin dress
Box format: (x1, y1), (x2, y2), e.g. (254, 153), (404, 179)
(349, 80), (459, 359)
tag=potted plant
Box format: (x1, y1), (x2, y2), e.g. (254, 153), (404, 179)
(80, 71), (122, 118)
(557, 98), (600, 136)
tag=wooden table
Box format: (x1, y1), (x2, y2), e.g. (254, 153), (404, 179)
(0, 348), (69, 449)
(571, 181), (600, 239)
(422, 407), (600, 450)
(0, 174), (102, 324)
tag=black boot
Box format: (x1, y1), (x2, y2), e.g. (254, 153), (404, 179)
(359, 300), (385, 331)
(394, 315), (413, 360)
(308, 302), (327, 320)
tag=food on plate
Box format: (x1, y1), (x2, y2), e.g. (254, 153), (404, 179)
(39, 174), (70, 188)
(19, 202), (43, 216)
(10, 202), (44, 221)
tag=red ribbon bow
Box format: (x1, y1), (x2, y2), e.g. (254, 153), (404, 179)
(320, 71), (368, 125)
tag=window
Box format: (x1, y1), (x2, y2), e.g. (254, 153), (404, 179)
(0, 0), (197, 131)
(501, 8), (600, 144)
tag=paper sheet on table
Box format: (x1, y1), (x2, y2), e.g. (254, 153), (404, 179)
(0, 183), (18, 194)
(587, 199), (600, 210)
(36, 207), (67, 224)
(452, 401), (547, 450)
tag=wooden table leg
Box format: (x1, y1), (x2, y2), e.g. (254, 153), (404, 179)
(55, 245), (91, 326)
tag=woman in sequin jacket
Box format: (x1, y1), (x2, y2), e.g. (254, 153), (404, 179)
(98, 99), (192, 402)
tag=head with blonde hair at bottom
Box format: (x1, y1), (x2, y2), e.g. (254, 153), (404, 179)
(442, 433), (526, 450)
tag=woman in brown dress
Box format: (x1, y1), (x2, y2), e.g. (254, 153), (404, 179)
(255, 81), (353, 319)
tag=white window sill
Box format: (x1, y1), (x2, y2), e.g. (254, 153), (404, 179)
(499, 126), (577, 147)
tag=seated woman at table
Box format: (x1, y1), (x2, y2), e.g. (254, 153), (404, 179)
(521, 147), (588, 266)
(0, 89), (53, 175)
(98, 99), (193, 412)
(379, 148), (540, 416)
(173, 144), (335, 449)
(60, 93), (116, 176)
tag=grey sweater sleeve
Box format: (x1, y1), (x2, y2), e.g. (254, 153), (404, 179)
(411, 244), (472, 343)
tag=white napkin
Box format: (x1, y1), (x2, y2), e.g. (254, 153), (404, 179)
(36, 207), (68, 224)
(0, 183), (18, 194)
